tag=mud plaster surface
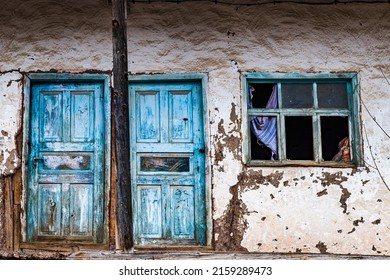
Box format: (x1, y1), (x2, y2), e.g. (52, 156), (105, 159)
(0, 72), (23, 176)
(0, 0), (389, 256)
(215, 170), (284, 251)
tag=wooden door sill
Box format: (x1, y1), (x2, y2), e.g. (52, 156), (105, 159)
(133, 245), (214, 253)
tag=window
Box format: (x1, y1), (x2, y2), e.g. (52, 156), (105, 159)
(243, 73), (362, 166)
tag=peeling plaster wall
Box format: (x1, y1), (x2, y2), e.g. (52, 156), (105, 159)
(0, 72), (23, 176)
(0, 72), (23, 255)
(0, 0), (389, 256)
(125, 3), (390, 255)
(0, 0), (113, 256)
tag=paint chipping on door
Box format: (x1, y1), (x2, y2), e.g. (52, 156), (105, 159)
(27, 82), (105, 243)
(130, 81), (205, 246)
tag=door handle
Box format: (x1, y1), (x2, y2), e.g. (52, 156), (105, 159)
(33, 157), (44, 169)
(198, 148), (205, 154)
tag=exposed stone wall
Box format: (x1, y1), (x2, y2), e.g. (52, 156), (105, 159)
(0, 0), (389, 256)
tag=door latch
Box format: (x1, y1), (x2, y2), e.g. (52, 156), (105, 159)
(33, 157), (44, 169)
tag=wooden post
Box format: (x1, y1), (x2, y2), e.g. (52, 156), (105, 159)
(112, 0), (133, 251)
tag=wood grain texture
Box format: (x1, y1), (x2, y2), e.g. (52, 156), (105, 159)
(27, 83), (105, 244)
(130, 82), (205, 246)
(112, 0), (133, 251)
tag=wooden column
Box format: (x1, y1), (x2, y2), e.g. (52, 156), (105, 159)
(112, 0), (133, 251)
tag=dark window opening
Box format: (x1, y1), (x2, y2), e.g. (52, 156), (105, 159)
(250, 132), (273, 160)
(285, 116), (313, 160)
(321, 116), (349, 161)
(249, 83), (276, 108)
(245, 74), (359, 166)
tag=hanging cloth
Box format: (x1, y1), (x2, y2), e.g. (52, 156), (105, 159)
(249, 85), (278, 160)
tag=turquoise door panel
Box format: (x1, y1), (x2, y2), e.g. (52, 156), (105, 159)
(41, 92), (63, 142)
(136, 92), (160, 142)
(169, 91), (193, 142)
(139, 186), (163, 238)
(129, 82), (206, 246)
(71, 93), (94, 142)
(69, 183), (93, 236)
(171, 186), (195, 239)
(27, 83), (105, 243)
(37, 184), (62, 236)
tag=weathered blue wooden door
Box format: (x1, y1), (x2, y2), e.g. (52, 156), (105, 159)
(129, 82), (206, 245)
(27, 82), (105, 243)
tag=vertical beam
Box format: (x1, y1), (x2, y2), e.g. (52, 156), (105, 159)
(112, 0), (133, 251)
(0, 177), (7, 252)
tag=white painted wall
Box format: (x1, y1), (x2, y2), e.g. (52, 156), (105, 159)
(0, 72), (23, 175)
(0, 0), (389, 255)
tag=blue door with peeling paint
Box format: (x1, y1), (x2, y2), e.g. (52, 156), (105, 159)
(129, 82), (206, 245)
(27, 82), (105, 243)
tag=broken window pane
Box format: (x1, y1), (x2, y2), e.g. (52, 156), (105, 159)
(285, 116), (313, 160)
(320, 116), (350, 161)
(140, 157), (190, 172)
(246, 75), (359, 165)
(282, 83), (313, 108)
(318, 83), (348, 109)
(250, 116), (278, 160)
(42, 155), (91, 170)
(248, 83), (277, 109)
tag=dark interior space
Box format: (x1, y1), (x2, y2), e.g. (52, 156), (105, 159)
(285, 116), (313, 160)
(249, 83), (276, 108)
(321, 116), (349, 161)
(249, 83), (278, 160)
(250, 128), (274, 160)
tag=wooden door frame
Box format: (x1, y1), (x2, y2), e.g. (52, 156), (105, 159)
(128, 73), (212, 247)
(21, 73), (111, 248)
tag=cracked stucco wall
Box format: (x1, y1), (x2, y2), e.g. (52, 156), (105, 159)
(0, 0), (390, 256)
(0, 72), (23, 176)
(0, 72), (23, 255)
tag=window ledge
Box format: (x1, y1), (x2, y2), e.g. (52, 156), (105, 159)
(247, 160), (358, 168)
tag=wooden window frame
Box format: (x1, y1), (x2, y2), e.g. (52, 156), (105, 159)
(242, 73), (362, 167)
